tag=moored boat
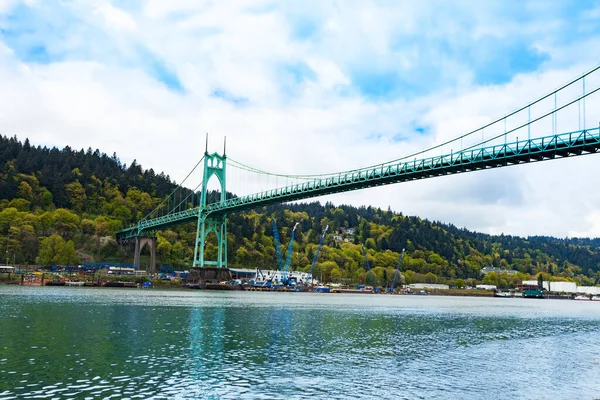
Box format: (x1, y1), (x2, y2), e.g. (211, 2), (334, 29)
(523, 289), (544, 299)
(205, 281), (244, 290)
(65, 281), (85, 287)
(45, 281), (66, 286)
(313, 286), (330, 293)
(104, 281), (138, 288)
(337, 288), (372, 294)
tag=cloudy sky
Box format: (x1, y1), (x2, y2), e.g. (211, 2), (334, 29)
(1, 0), (600, 238)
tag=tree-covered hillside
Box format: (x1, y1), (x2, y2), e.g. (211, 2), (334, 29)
(1, 134), (600, 287)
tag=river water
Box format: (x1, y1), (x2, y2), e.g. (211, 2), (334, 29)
(0, 287), (599, 399)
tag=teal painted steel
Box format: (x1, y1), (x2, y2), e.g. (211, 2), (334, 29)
(205, 128), (600, 214)
(193, 152), (227, 268)
(116, 128), (600, 241)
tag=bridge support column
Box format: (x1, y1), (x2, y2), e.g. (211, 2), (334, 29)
(194, 148), (228, 268)
(193, 214), (227, 268)
(134, 236), (157, 274)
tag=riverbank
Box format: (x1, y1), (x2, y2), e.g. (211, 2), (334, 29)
(0, 274), (585, 300)
(0, 273), (181, 288)
(0, 277), (498, 298)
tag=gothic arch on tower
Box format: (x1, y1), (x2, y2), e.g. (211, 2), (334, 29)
(193, 152), (228, 268)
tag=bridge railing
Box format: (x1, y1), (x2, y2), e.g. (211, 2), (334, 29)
(204, 128), (600, 214)
(117, 127), (600, 240)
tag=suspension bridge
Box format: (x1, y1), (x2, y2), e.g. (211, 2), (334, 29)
(117, 65), (600, 271)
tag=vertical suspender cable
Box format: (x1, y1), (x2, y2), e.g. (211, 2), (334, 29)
(583, 76), (586, 129)
(554, 92), (557, 135)
(528, 106), (531, 140)
(578, 96), (581, 131)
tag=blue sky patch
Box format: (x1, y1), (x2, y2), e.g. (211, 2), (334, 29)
(290, 17), (319, 40)
(350, 69), (418, 101)
(285, 62), (316, 84)
(467, 37), (550, 85)
(392, 124), (430, 142)
(211, 89), (249, 105)
(0, 3), (185, 93)
(0, 3), (71, 64)
(135, 46), (185, 93)
(0, 0), (597, 103)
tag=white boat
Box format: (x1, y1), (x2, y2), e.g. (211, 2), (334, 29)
(574, 295), (589, 301)
(591, 296), (600, 301)
(65, 281), (84, 287)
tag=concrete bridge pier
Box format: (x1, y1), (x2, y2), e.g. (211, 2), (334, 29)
(134, 236), (157, 274)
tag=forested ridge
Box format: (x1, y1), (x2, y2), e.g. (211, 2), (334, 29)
(2, 134), (600, 287)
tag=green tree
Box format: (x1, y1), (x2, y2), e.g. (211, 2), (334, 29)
(157, 237), (172, 262)
(41, 189), (54, 210)
(65, 181), (86, 214)
(81, 218), (95, 235)
(330, 267), (342, 282)
(37, 235), (78, 265)
(17, 181), (33, 201)
(52, 208), (80, 238)
(94, 216), (110, 236)
(424, 272), (438, 284)
(113, 205), (132, 224)
(358, 218), (369, 243)
(7, 198), (30, 212)
(365, 237), (376, 250)
(483, 272), (498, 286)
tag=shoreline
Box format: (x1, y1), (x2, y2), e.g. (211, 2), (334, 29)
(0, 282), (529, 299)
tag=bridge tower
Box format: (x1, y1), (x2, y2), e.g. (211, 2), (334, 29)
(193, 149), (228, 268)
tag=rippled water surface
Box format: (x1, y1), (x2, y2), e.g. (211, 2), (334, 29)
(1, 287), (600, 399)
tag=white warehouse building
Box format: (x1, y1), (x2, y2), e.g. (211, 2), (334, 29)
(408, 283), (449, 290)
(521, 280), (596, 294)
(577, 286), (600, 295)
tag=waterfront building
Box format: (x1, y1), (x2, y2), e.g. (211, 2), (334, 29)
(408, 283), (449, 290)
(521, 280), (577, 293)
(476, 284), (497, 290)
(577, 286), (600, 295)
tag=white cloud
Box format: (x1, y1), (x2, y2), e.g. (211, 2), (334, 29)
(1, 1), (600, 238)
(92, 1), (137, 32)
(0, 0), (19, 13)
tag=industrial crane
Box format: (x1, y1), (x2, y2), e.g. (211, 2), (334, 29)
(256, 218), (285, 289)
(362, 244), (375, 287)
(272, 218), (284, 271)
(281, 222), (300, 286)
(387, 248), (405, 293)
(308, 225), (329, 285)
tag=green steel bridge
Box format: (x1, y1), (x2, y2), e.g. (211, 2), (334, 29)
(117, 65), (600, 269)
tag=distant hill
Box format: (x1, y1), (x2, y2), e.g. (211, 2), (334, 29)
(1, 134), (599, 287)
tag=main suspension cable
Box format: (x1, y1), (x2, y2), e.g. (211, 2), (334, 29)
(229, 64), (600, 180)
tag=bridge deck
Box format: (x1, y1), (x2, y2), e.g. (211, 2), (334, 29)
(116, 128), (600, 240)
